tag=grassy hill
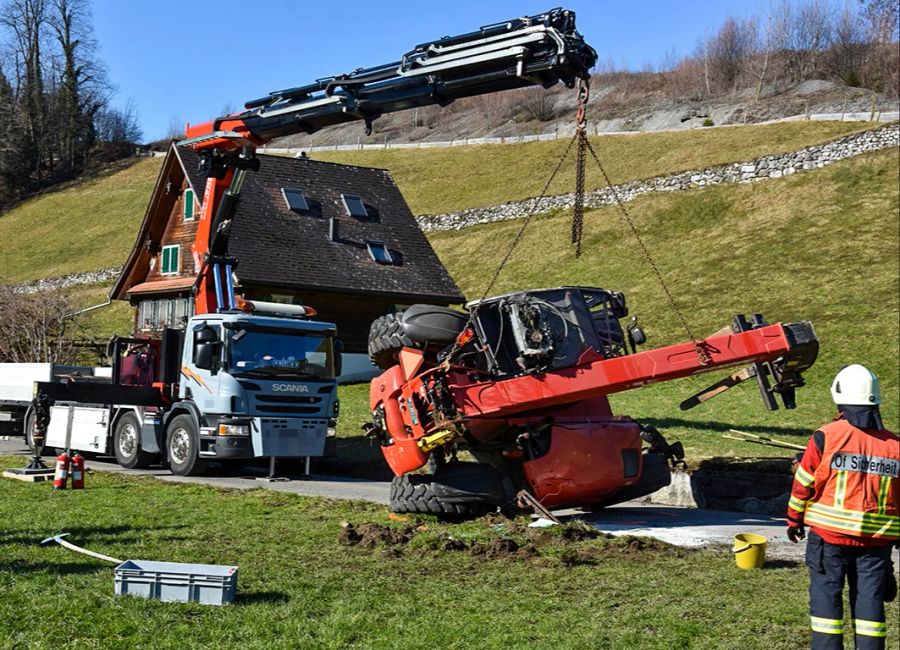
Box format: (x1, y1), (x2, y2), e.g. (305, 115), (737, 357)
(0, 158), (161, 284)
(310, 121), (872, 214)
(0, 122), (872, 285)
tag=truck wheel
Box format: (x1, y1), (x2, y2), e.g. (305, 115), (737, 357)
(368, 312), (415, 370)
(114, 413), (156, 469)
(166, 414), (207, 477)
(389, 473), (494, 520)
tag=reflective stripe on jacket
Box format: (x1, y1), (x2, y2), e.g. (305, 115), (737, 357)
(788, 418), (899, 545)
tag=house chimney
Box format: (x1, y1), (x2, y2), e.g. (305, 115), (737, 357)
(328, 217), (338, 242)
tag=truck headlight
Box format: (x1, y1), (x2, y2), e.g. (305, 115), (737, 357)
(326, 418), (337, 438)
(218, 423), (250, 436)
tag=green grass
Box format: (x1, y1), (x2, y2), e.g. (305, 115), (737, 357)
(67, 284), (134, 341)
(428, 147), (900, 461)
(0, 158), (162, 284)
(311, 121), (874, 214)
(4, 456), (895, 650)
(0, 122), (873, 286)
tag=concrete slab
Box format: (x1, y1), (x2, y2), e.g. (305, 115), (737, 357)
(0, 438), (390, 505)
(580, 503), (800, 559)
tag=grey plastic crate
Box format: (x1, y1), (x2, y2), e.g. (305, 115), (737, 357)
(114, 560), (238, 605)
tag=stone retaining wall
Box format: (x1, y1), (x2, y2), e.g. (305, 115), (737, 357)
(417, 123), (899, 232)
(10, 267), (121, 294)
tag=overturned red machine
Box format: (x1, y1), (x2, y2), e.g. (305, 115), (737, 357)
(367, 286), (818, 515)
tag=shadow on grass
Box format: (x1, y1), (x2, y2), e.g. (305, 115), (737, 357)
(641, 417), (809, 439)
(0, 560), (110, 575)
(0, 524), (189, 548)
(237, 591), (290, 605)
(764, 559), (802, 570)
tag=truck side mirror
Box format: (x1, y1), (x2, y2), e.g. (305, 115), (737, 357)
(193, 326), (221, 373)
(333, 339), (344, 377)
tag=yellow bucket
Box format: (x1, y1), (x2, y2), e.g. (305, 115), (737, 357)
(733, 533), (767, 569)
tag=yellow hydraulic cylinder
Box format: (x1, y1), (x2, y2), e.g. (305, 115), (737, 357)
(417, 429), (457, 453)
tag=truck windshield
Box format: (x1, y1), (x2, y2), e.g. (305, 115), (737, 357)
(228, 330), (334, 380)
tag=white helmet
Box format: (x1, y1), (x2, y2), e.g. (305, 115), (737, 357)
(830, 364), (881, 406)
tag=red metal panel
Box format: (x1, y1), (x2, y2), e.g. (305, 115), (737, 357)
(449, 324), (792, 419)
(523, 420), (642, 508)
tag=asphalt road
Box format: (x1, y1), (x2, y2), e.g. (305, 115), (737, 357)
(4, 437), (896, 564)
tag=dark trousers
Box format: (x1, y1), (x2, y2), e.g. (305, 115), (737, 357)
(805, 530), (893, 649)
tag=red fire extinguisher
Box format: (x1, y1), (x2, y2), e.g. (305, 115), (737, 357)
(71, 453), (85, 490)
(52, 451), (70, 490)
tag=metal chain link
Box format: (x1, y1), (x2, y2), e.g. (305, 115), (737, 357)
(584, 138), (711, 365)
(442, 122), (580, 365)
(571, 79), (589, 257)
(478, 133), (578, 302)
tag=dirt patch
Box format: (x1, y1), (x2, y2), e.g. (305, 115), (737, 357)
(338, 521), (414, 548)
(337, 515), (684, 566)
(469, 538), (520, 559)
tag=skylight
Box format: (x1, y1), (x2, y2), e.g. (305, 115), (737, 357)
(342, 194), (368, 218)
(282, 188), (309, 212)
(366, 240), (394, 264)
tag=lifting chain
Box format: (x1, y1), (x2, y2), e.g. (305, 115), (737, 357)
(571, 78), (589, 257)
(583, 138), (711, 365)
(442, 116), (580, 365)
(446, 77), (710, 367)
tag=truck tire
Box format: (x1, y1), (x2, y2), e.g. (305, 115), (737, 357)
(368, 312), (415, 370)
(389, 472), (495, 519)
(114, 412), (156, 469)
(166, 414), (207, 477)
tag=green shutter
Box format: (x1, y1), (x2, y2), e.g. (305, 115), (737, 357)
(161, 245), (179, 274)
(184, 189), (194, 221)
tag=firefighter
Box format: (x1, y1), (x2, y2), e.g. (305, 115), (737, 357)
(786, 364), (899, 649)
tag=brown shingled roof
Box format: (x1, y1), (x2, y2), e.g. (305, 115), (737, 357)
(175, 146), (464, 304)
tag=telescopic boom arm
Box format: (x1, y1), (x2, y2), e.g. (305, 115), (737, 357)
(179, 7), (596, 316)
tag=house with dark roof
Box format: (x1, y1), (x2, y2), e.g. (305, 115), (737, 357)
(111, 142), (464, 377)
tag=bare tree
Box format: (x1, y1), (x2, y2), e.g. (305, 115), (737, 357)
(828, 3), (865, 86)
(48, 0), (111, 170)
(776, 0), (833, 82)
(93, 98), (142, 158)
(520, 87), (557, 122)
(165, 113), (185, 140)
(1, 0), (48, 186)
(708, 16), (758, 94)
(0, 286), (80, 363)
(470, 92), (515, 130)
(750, 4), (776, 100)
(859, 0), (900, 96)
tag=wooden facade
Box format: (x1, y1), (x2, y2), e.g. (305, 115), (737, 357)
(111, 143), (463, 355)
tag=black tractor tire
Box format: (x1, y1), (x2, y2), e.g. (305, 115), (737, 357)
(390, 465), (503, 520)
(165, 414), (208, 477)
(368, 312), (416, 370)
(113, 412), (157, 469)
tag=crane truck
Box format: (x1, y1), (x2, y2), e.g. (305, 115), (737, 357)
(5, 8), (598, 477)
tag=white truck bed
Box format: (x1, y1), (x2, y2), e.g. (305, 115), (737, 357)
(0, 363), (112, 404)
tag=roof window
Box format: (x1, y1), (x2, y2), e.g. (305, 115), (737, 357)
(342, 194), (368, 218)
(282, 188), (309, 212)
(366, 240), (394, 264)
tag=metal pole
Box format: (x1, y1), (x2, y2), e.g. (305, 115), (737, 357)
(64, 406), (74, 453)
